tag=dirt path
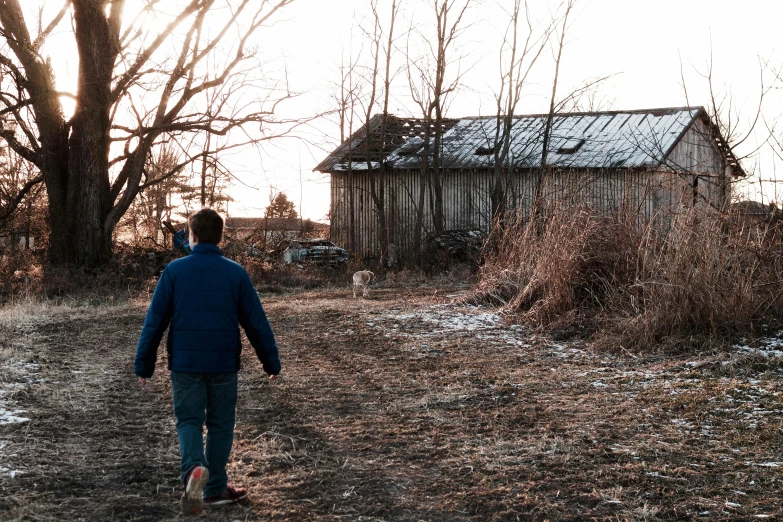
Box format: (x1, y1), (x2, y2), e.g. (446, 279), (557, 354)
(1, 287), (782, 521)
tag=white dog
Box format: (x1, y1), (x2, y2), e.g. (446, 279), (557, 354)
(352, 270), (375, 298)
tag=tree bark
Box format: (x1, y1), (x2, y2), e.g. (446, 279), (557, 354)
(414, 115), (433, 256)
(64, 1), (117, 264)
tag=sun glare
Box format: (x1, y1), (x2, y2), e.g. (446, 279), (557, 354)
(59, 95), (76, 120)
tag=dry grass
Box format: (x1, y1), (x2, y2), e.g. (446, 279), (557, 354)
(0, 288), (782, 520)
(475, 203), (783, 352)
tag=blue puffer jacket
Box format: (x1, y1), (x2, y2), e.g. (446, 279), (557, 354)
(134, 243), (280, 378)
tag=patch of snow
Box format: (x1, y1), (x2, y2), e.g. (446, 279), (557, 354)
(0, 466), (24, 478)
(0, 408), (29, 425)
(645, 471), (672, 479)
(734, 335), (783, 358)
(0, 360), (37, 425)
(387, 308), (501, 333)
(1, 360), (44, 385)
(725, 501), (741, 508)
(671, 418), (696, 432)
(590, 381), (608, 388)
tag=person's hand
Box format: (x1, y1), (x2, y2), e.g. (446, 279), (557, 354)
(138, 377), (147, 387)
(268, 374), (278, 383)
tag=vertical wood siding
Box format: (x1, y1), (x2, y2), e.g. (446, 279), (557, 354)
(664, 118), (728, 210)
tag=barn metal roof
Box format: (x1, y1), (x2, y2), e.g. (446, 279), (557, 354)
(314, 107), (741, 174)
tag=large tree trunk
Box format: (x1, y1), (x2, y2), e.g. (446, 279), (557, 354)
(58, 1), (116, 265)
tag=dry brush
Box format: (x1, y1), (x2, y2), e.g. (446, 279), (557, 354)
(475, 202), (783, 352)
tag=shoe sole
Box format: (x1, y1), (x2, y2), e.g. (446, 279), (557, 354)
(181, 466), (210, 515)
(204, 491), (248, 507)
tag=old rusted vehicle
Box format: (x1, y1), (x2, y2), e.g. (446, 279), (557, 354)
(271, 238), (350, 265)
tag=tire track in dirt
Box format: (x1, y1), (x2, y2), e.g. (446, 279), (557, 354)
(231, 290), (460, 520)
(240, 289), (557, 521)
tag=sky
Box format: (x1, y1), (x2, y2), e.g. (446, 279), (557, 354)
(45, 0), (783, 220)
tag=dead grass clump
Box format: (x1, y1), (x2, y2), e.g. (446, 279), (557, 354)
(0, 250), (46, 300)
(475, 204), (638, 330)
(0, 298), (67, 328)
(244, 262), (353, 293)
(476, 203), (783, 352)
(607, 210), (780, 352)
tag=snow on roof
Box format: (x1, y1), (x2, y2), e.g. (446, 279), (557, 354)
(316, 107), (730, 172)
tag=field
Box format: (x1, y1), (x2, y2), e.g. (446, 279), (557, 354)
(1, 284), (782, 521)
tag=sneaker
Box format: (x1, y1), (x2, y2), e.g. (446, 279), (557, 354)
(180, 465), (210, 515)
(203, 486), (248, 506)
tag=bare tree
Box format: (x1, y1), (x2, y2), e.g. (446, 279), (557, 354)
(405, 0), (472, 252)
(0, 0), (297, 266)
(660, 49), (773, 212)
(698, 53), (772, 209)
(327, 34), (366, 254)
(405, 32), (435, 256)
(532, 0), (576, 225)
(121, 145), (186, 247)
(0, 132), (46, 251)
(344, 50), (363, 254)
(331, 50), (363, 146)
(430, 0), (471, 235)
(540, 0), (574, 170)
(359, 0), (400, 265)
(490, 0), (552, 223)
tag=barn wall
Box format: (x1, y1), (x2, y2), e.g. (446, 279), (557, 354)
(331, 167), (702, 262)
(331, 169), (437, 261)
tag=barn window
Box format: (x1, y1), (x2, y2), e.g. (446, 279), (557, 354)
(556, 138), (585, 154)
(611, 158), (626, 168)
(475, 144), (496, 155)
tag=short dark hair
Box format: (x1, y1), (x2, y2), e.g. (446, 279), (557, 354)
(189, 208), (224, 244)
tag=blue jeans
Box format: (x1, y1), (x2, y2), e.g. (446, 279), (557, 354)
(170, 371), (238, 497)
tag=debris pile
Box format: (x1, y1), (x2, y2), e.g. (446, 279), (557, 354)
(425, 229), (485, 266)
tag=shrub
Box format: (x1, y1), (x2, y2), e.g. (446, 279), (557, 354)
(475, 203), (783, 352)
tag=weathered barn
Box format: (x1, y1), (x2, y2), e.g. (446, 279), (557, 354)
(314, 107), (743, 262)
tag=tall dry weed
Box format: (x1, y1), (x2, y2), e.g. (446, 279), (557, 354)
(476, 203), (783, 352)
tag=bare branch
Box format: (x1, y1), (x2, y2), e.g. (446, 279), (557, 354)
(110, 0), (204, 102)
(0, 174), (43, 224)
(32, 0), (71, 51)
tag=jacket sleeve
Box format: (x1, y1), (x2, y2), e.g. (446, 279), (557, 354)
(238, 271), (281, 375)
(134, 267), (174, 378)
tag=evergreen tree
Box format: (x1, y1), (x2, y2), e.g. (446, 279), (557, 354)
(264, 192), (298, 219)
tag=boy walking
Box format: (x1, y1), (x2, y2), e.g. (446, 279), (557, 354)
(134, 208), (280, 514)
